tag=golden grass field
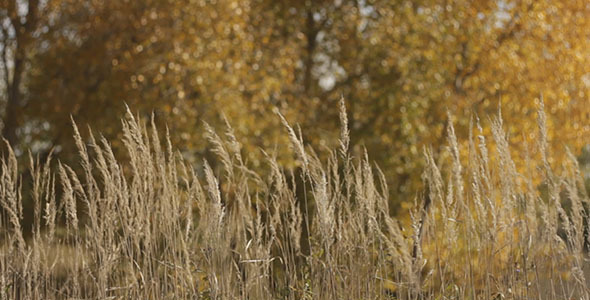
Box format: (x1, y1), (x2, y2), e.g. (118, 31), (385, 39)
(1, 101), (590, 299)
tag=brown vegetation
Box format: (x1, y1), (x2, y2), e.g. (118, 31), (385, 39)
(1, 101), (589, 299)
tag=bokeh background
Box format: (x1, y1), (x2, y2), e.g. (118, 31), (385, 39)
(2, 0), (590, 215)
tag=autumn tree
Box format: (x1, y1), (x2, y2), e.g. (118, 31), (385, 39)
(4, 0), (590, 211)
(0, 0), (62, 149)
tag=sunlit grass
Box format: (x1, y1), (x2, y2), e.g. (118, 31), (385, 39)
(1, 100), (589, 299)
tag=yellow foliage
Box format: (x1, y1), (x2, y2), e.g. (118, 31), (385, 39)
(1, 0), (588, 214)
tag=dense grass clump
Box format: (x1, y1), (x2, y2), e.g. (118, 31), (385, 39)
(1, 100), (589, 299)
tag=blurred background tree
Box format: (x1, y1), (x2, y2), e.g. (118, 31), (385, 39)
(2, 0), (590, 213)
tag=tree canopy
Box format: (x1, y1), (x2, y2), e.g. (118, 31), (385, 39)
(2, 0), (589, 210)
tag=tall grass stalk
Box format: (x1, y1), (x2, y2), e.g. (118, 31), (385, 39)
(0, 104), (589, 299)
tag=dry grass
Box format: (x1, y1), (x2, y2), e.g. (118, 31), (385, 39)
(1, 103), (589, 299)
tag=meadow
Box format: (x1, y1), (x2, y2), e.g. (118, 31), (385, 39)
(1, 100), (589, 299)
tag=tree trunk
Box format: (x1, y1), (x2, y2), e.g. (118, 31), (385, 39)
(2, 55), (23, 147)
(1, 0), (39, 149)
